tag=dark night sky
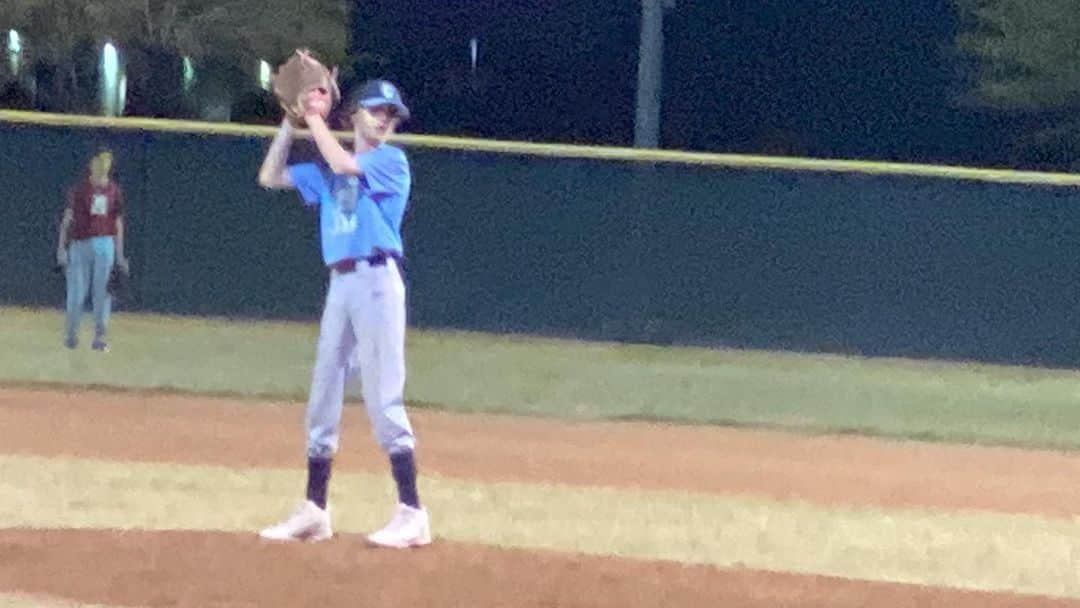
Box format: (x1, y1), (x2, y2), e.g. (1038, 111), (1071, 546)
(354, 1), (1017, 168)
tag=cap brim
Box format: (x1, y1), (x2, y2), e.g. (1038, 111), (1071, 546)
(359, 98), (410, 120)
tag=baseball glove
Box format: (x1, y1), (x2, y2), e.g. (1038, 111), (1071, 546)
(107, 262), (130, 301)
(271, 49), (341, 127)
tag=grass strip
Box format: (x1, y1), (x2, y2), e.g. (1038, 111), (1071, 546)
(6, 306), (1080, 449)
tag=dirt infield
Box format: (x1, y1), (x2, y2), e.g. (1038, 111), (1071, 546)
(2, 529), (1074, 608)
(3, 386), (1080, 607)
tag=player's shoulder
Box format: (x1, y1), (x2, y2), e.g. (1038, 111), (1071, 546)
(370, 143), (406, 162)
(66, 178), (88, 199)
(361, 144), (410, 174)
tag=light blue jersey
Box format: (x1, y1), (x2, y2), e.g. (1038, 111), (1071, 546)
(287, 144), (411, 265)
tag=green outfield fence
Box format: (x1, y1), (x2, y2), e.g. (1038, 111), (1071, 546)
(4, 110), (1080, 367)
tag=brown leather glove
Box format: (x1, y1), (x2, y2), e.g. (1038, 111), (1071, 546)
(271, 49), (341, 127)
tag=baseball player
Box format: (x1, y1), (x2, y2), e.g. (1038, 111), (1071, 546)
(56, 148), (129, 351)
(255, 72), (430, 548)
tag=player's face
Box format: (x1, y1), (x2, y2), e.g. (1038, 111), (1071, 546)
(90, 152), (113, 178)
(355, 105), (400, 143)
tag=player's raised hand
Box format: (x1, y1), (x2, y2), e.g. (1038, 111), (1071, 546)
(301, 87), (332, 121)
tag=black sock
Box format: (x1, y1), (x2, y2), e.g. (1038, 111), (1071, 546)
(306, 457), (332, 510)
(390, 451), (420, 509)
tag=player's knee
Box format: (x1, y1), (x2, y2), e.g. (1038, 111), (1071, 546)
(379, 430), (415, 455)
(383, 439), (416, 455)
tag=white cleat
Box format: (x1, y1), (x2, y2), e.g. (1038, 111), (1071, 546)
(366, 503), (432, 548)
(259, 500), (332, 542)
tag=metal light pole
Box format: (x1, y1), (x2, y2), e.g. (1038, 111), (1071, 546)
(634, 0), (676, 148)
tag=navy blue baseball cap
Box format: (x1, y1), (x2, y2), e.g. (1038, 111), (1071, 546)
(349, 79), (410, 120)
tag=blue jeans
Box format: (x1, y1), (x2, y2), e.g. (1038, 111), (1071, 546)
(64, 236), (114, 344)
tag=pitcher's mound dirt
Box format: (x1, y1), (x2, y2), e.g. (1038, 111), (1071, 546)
(0, 529), (1072, 608)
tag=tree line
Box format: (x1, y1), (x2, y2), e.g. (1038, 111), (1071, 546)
(1, 1), (1078, 169)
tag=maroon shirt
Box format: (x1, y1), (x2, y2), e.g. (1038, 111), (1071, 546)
(67, 179), (124, 240)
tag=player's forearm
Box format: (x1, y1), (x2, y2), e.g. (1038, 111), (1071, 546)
(306, 116), (357, 175)
(57, 218), (71, 251)
(115, 217), (125, 259)
(258, 121), (295, 188)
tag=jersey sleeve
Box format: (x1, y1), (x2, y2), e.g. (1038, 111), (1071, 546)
(357, 147), (409, 196)
(287, 162), (328, 205)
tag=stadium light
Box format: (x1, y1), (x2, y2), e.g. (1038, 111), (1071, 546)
(118, 73), (128, 114)
(182, 56), (196, 91)
(101, 42), (120, 116)
(7, 30), (21, 75)
(258, 59), (271, 90)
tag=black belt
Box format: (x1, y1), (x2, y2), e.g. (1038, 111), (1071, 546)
(328, 250), (401, 274)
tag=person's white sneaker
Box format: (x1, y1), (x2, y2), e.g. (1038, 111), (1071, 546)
(366, 503), (432, 548)
(259, 500), (332, 542)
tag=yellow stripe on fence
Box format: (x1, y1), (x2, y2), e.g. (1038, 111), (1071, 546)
(4, 109), (1080, 186)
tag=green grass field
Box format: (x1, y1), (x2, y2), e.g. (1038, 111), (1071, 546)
(5, 306), (1080, 450)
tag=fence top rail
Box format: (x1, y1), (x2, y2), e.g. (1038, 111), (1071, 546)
(4, 109), (1080, 187)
